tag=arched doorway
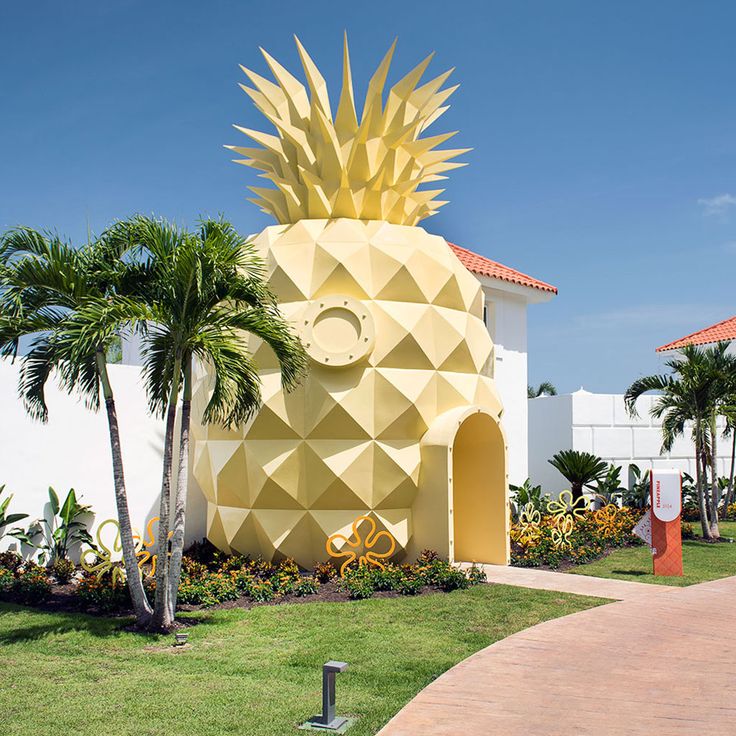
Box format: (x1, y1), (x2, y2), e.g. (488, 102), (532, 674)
(452, 411), (507, 564)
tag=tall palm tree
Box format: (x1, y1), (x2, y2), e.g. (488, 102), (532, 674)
(115, 215), (306, 630)
(548, 450), (608, 502)
(624, 344), (732, 539)
(528, 381), (557, 399)
(0, 227), (153, 623)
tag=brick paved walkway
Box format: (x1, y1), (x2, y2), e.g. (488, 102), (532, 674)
(378, 572), (736, 735)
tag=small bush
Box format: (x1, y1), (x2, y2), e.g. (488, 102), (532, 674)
(76, 570), (129, 611)
(681, 522), (696, 540)
(466, 563), (487, 586)
(248, 579), (276, 602)
(49, 557), (76, 584)
(14, 563), (52, 605)
(0, 567), (13, 594)
(313, 561), (336, 583)
(436, 567), (470, 592)
(294, 576), (320, 597)
(395, 574), (422, 596)
(0, 551), (22, 573)
(341, 568), (374, 600)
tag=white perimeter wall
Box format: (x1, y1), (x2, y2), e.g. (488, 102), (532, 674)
(529, 390), (732, 495)
(484, 287), (529, 486)
(0, 360), (207, 557)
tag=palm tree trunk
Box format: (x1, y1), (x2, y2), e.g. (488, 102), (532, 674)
(150, 354), (181, 631)
(167, 358), (191, 620)
(709, 416), (720, 538)
(571, 481), (583, 504)
(724, 431), (736, 513)
(96, 349), (152, 625)
(695, 425), (711, 539)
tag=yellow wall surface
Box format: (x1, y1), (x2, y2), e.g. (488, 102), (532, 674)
(191, 219), (509, 568)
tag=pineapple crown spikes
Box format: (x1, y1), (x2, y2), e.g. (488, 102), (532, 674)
(227, 34), (470, 226)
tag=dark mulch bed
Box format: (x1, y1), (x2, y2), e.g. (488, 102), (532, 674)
(0, 577), (455, 620)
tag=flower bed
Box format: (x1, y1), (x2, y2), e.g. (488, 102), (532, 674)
(511, 506), (645, 569)
(0, 545), (487, 616)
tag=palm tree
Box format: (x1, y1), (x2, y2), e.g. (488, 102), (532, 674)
(0, 227), (153, 623)
(548, 450), (608, 503)
(115, 215), (306, 630)
(528, 381), (557, 399)
(624, 344), (733, 539)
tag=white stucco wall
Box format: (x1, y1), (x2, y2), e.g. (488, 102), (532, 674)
(0, 360), (207, 557)
(529, 389), (733, 494)
(483, 286), (529, 486)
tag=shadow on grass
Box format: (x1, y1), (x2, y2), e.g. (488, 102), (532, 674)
(0, 602), (148, 644)
(610, 570), (649, 577)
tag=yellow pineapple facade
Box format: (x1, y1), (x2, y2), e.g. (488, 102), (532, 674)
(191, 38), (510, 568)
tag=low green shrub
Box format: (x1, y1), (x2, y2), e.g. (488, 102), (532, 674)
(0, 551), (22, 573)
(436, 567), (470, 592)
(0, 567), (13, 594)
(466, 563), (487, 586)
(49, 557), (76, 584)
(14, 563), (52, 604)
(395, 574), (422, 595)
(340, 567), (375, 599)
(313, 561), (337, 583)
(293, 576), (320, 597)
(76, 570), (129, 611)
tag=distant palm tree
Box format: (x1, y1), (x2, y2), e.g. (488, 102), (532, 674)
(0, 226), (153, 622)
(528, 381), (557, 399)
(624, 343), (734, 539)
(548, 450), (608, 503)
(114, 215), (306, 630)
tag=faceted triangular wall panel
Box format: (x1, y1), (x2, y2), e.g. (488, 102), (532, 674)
(191, 219), (504, 568)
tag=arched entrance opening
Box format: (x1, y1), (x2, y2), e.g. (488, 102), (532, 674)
(451, 411), (507, 564)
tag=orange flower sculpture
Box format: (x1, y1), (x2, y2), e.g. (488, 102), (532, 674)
(326, 515), (397, 576)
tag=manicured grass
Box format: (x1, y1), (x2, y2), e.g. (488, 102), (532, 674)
(0, 585), (601, 736)
(570, 521), (736, 586)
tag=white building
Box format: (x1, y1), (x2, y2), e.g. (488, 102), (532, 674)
(529, 316), (736, 495)
(448, 242), (557, 484)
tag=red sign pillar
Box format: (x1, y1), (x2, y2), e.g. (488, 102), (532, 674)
(650, 469), (683, 577)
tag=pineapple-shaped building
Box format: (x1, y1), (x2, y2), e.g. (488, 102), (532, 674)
(191, 38), (510, 568)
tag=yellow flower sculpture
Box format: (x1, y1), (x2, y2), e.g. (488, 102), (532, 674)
(517, 503), (542, 545)
(594, 504), (621, 537)
(546, 490), (590, 521)
(80, 517), (172, 582)
(326, 515), (397, 577)
(551, 515), (574, 549)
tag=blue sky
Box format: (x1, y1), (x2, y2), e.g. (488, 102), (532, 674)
(1, 1), (734, 392)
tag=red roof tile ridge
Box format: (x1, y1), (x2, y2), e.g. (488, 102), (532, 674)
(656, 315), (736, 352)
(447, 241), (558, 294)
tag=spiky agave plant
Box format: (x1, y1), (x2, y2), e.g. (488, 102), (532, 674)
(190, 37), (508, 567)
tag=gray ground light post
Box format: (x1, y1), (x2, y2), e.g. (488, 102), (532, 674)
(299, 660), (353, 732)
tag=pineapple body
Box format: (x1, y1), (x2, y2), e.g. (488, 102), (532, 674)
(191, 218), (504, 568)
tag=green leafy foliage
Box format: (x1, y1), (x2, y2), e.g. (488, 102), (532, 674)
(0, 485), (28, 540)
(509, 478), (546, 518)
(548, 450), (608, 500)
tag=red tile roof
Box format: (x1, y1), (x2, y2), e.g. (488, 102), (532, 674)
(656, 316), (736, 352)
(448, 242), (558, 294)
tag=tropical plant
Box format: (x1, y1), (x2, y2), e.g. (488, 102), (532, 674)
(528, 382), (557, 399)
(21, 487), (94, 565)
(622, 464), (651, 509)
(112, 215), (307, 630)
(589, 464), (625, 506)
(625, 343), (735, 539)
(548, 450), (608, 503)
(0, 485), (28, 541)
(509, 478), (546, 518)
(0, 225), (153, 623)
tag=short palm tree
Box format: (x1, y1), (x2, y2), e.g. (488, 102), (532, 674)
(0, 227), (153, 622)
(624, 343), (733, 539)
(548, 450), (608, 502)
(528, 381), (557, 399)
(114, 215), (306, 630)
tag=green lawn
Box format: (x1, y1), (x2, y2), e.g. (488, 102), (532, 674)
(0, 585), (601, 736)
(569, 520), (736, 586)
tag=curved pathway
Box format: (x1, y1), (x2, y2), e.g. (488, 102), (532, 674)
(379, 572), (736, 735)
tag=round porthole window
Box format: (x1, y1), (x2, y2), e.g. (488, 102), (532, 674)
(302, 295), (375, 367)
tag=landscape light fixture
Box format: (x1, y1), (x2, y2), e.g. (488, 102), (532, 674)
(299, 660), (351, 732)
